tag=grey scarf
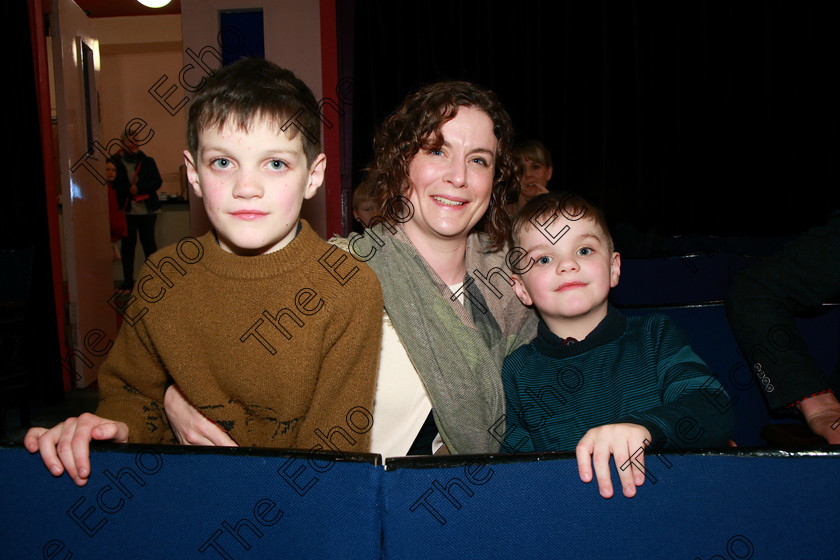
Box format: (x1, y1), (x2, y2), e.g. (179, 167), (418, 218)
(349, 224), (537, 454)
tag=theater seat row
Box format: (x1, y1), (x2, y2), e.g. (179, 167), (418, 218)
(610, 252), (765, 306)
(622, 303), (839, 446)
(2, 444), (838, 559)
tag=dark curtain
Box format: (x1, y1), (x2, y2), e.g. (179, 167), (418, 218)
(348, 0), (839, 240)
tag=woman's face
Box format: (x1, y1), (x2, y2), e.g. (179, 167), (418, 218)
(403, 106), (497, 245)
(518, 157), (552, 203)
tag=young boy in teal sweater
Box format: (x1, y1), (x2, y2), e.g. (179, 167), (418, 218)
(501, 192), (733, 498)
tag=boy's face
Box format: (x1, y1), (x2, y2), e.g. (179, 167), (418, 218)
(512, 215), (620, 338)
(354, 198), (377, 226)
(184, 117), (326, 256)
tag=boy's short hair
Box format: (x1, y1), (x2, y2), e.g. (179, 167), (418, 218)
(513, 139), (552, 169)
(512, 191), (614, 252)
(186, 58), (321, 166)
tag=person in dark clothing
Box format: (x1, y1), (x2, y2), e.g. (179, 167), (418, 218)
(726, 212), (840, 444)
(110, 133), (163, 290)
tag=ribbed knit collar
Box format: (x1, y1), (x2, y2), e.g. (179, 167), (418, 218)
(533, 304), (626, 358)
(196, 220), (323, 280)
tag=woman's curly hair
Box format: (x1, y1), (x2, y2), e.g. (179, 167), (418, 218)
(366, 81), (519, 251)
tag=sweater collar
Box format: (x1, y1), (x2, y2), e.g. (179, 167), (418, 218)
(197, 220), (322, 279)
(533, 304), (626, 358)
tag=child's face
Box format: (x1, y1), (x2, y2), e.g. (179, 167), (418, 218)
(512, 215), (620, 337)
(184, 117), (326, 256)
(105, 162), (117, 182)
(354, 198), (377, 226)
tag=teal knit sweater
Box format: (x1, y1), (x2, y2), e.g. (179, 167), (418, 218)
(501, 306), (734, 453)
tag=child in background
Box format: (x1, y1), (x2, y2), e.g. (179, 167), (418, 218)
(502, 192), (733, 498)
(352, 176), (377, 233)
(25, 58), (383, 486)
(105, 160), (127, 260)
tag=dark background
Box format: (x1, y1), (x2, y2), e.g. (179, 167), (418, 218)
(347, 0), (839, 241)
(11, 1), (840, 249)
(5, 1), (838, 401)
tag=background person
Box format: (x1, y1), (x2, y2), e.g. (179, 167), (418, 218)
(513, 139), (553, 207)
(351, 175), (377, 233)
(105, 161), (127, 261)
(726, 212), (840, 445)
(112, 132), (163, 290)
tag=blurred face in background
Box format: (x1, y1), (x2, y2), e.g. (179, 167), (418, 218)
(105, 161), (117, 183)
(354, 197), (377, 226)
(518, 157), (552, 204)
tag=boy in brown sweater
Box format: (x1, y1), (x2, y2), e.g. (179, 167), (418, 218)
(25, 58), (383, 486)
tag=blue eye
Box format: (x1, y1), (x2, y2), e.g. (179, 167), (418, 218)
(537, 256), (553, 265)
(471, 157), (490, 166)
(212, 158), (230, 169)
(269, 160), (286, 170)
(578, 247), (592, 256)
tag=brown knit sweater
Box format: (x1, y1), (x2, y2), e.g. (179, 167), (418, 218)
(96, 221), (382, 453)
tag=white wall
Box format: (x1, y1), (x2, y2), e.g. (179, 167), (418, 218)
(180, 0), (327, 238)
(95, 14), (187, 199)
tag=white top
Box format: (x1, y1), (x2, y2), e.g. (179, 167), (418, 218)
(368, 311), (433, 458)
(369, 283), (463, 458)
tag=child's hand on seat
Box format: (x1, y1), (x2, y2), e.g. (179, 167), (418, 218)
(164, 384), (238, 446)
(24, 413), (129, 487)
(575, 423), (651, 498)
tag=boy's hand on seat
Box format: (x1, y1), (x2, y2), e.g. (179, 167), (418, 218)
(575, 423), (652, 499)
(23, 413), (129, 487)
(164, 384), (238, 446)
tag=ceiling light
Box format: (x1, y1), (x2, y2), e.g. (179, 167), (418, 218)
(137, 0), (172, 8)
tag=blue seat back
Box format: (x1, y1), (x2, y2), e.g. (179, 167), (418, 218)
(611, 253), (730, 306)
(623, 304), (839, 446)
(0, 445), (381, 560)
(3, 444), (839, 558)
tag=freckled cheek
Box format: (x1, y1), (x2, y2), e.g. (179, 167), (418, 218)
(204, 190), (226, 210)
(278, 189), (306, 208)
